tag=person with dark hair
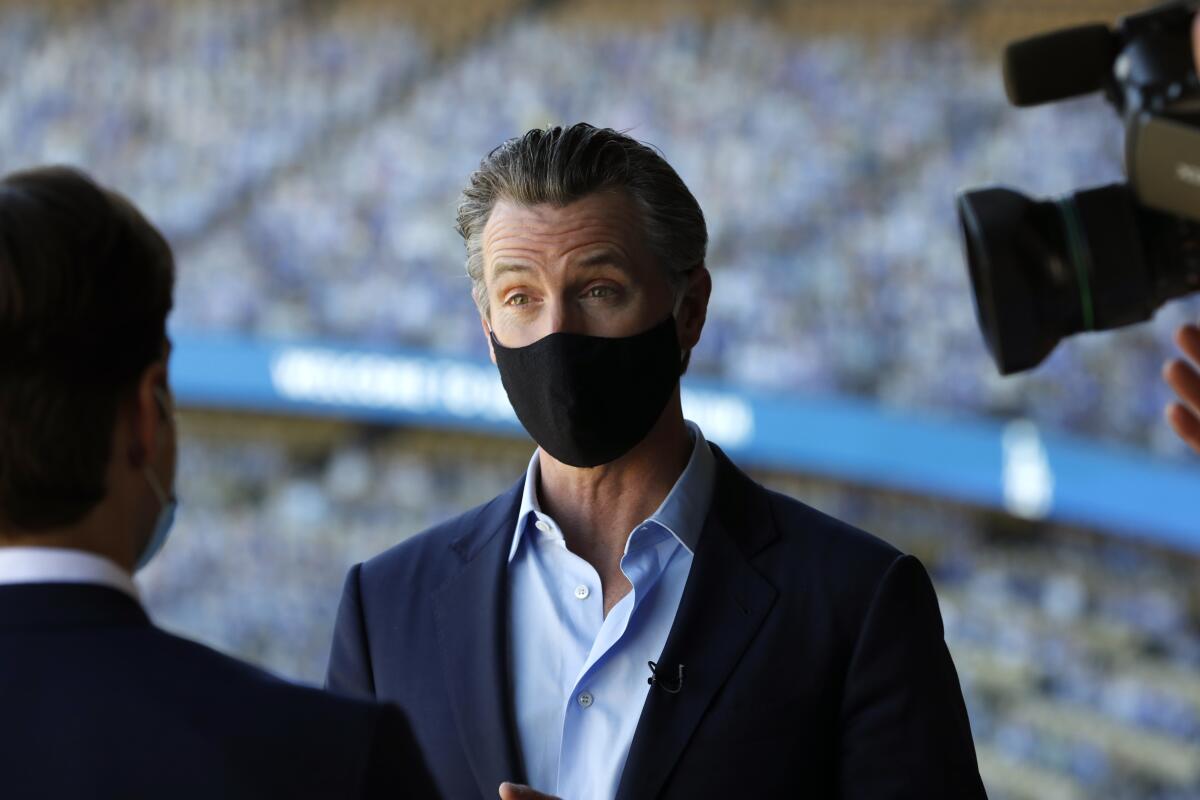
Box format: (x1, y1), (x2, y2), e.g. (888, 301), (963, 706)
(327, 124), (986, 799)
(0, 166), (437, 799)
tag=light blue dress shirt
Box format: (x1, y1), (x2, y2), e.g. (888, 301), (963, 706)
(507, 421), (716, 800)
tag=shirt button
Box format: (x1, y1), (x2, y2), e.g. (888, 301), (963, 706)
(577, 692), (593, 708)
(534, 519), (551, 533)
(574, 585), (590, 600)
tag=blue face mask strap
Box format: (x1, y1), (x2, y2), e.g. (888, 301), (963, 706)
(136, 386), (177, 572)
(143, 464), (170, 507)
(142, 386), (175, 502)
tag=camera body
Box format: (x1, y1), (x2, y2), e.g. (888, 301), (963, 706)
(958, 1), (1200, 375)
(1118, 3), (1200, 220)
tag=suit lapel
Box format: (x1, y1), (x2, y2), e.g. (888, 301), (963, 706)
(616, 448), (779, 800)
(432, 481), (527, 797)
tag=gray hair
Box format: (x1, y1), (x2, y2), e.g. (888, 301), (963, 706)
(456, 123), (708, 320)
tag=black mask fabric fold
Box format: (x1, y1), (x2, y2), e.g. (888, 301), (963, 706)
(490, 315), (682, 468)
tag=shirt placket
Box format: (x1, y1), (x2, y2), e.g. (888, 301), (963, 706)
(555, 528), (675, 797)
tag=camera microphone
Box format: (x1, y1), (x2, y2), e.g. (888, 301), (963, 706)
(1003, 23), (1116, 107)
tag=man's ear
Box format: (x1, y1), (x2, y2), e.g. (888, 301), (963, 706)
(676, 265), (711, 353)
(481, 313), (497, 365)
(125, 361), (169, 468)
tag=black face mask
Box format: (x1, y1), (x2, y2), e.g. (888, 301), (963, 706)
(490, 315), (682, 468)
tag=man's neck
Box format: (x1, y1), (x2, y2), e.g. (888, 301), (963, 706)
(0, 505), (138, 573)
(536, 397), (692, 613)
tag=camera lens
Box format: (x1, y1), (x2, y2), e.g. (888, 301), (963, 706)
(957, 183), (1155, 374)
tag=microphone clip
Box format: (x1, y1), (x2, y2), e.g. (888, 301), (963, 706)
(647, 661), (685, 694)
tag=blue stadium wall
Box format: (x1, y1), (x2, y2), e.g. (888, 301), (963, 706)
(172, 333), (1200, 552)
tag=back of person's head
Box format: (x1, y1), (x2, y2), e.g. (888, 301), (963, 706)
(0, 166), (174, 534)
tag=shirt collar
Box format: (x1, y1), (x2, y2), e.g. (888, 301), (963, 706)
(0, 547), (140, 601)
(508, 420), (716, 562)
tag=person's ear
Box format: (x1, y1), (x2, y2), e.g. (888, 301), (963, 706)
(676, 265), (711, 353)
(481, 313), (498, 365)
(126, 361), (169, 468)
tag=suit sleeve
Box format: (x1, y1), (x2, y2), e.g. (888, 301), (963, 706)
(326, 563), (377, 700)
(837, 554), (988, 799)
(362, 704), (442, 800)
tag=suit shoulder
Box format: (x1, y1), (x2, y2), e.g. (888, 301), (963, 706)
(135, 627), (391, 794)
(757, 483), (907, 599)
(745, 483), (929, 657)
(765, 485), (900, 561)
(147, 627), (378, 724)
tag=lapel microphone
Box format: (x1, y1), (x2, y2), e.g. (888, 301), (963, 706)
(647, 661), (685, 694)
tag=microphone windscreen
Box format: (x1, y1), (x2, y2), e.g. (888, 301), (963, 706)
(1003, 23), (1117, 107)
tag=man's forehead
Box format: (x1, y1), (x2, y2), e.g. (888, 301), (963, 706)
(482, 193), (642, 258)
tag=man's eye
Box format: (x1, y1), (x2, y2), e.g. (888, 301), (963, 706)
(585, 285), (617, 299)
(505, 294), (531, 306)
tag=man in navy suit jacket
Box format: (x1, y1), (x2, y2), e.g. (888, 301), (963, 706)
(328, 124), (987, 799)
(0, 166), (437, 799)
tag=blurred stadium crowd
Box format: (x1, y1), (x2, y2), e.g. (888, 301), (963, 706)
(2, 0), (1194, 452)
(4, 0), (1200, 798)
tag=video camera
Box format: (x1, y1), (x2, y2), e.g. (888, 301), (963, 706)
(958, 0), (1200, 375)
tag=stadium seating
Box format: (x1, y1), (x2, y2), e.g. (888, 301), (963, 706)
(5, 0), (1196, 454)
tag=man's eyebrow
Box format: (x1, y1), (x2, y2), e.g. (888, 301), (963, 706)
(574, 251), (632, 272)
(491, 253), (630, 280)
(491, 262), (531, 280)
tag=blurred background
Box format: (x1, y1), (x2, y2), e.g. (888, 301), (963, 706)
(4, 0), (1200, 797)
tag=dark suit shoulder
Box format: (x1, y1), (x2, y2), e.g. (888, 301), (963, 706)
(710, 446), (903, 594)
(144, 624), (381, 728)
(750, 481), (909, 638)
(762, 484), (903, 573)
(145, 628), (402, 796)
(0, 603), (396, 798)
